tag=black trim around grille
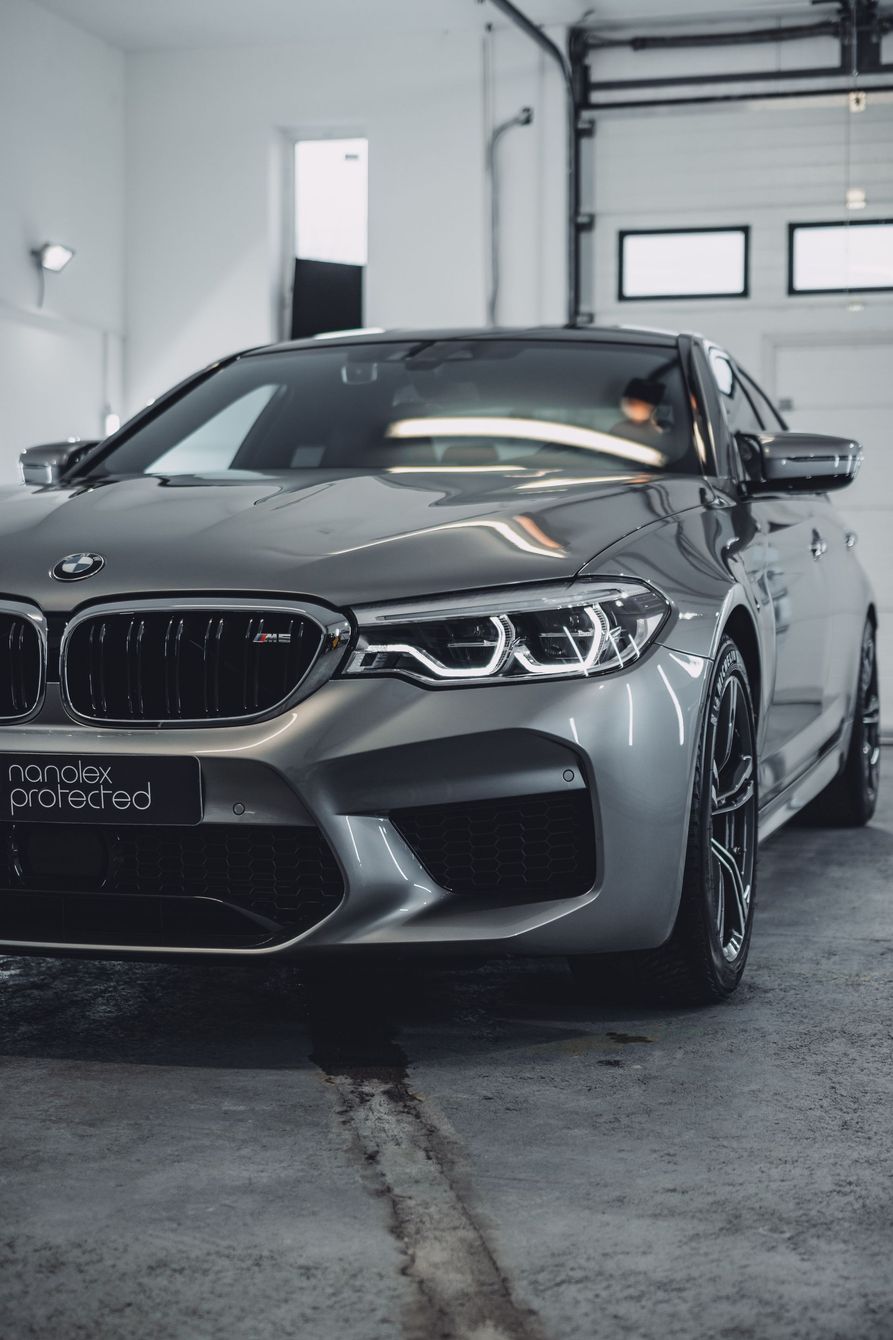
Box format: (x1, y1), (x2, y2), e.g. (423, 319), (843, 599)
(63, 608), (324, 723)
(391, 791), (596, 900)
(0, 822), (344, 947)
(0, 611), (43, 721)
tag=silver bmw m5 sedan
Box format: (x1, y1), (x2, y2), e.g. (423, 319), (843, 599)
(2, 327), (878, 1002)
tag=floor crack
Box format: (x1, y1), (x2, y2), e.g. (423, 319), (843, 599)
(307, 978), (547, 1340)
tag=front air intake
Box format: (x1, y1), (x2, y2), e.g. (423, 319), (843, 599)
(0, 607), (44, 721)
(62, 602), (326, 724)
(391, 790), (597, 900)
(0, 821), (345, 947)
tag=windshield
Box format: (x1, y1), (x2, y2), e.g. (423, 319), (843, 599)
(88, 339), (699, 480)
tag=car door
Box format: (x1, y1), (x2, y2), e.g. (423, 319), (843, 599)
(740, 369), (865, 746)
(708, 350), (832, 801)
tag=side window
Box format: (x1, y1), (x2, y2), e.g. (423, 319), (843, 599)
(739, 370), (786, 431)
(709, 351), (763, 436)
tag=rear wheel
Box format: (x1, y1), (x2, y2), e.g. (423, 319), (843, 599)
(571, 638), (758, 1006)
(802, 619), (880, 828)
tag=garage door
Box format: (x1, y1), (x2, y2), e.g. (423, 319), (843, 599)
(775, 340), (893, 734)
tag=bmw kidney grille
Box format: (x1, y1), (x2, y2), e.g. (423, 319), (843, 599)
(0, 610), (44, 721)
(62, 606), (326, 724)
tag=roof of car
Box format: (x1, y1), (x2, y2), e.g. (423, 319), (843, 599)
(252, 324), (685, 356)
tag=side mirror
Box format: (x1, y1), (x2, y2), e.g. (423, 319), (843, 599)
(736, 431), (862, 495)
(19, 440), (99, 486)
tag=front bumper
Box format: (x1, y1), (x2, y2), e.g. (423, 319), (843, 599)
(0, 647), (708, 958)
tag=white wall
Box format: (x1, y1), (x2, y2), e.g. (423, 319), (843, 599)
(0, 0), (125, 479)
(122, 20), (893, 406)
(483, 27), (566, 328)
(123, 26), (567, 415)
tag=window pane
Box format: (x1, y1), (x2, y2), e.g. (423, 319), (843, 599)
(710, 352), (763, 436)
(739, 371), (785, 431)
(147, 386), (279, 475)
(91, 341), (701, 479)
(790, 222), (893, 293)
(295, 138), (368, 266)
(620, 230), (748, 300)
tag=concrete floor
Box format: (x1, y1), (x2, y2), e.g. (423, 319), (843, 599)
(2, 761), (893, 1340)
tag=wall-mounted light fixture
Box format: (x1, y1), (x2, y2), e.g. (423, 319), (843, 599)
(30, 241), (75, 306)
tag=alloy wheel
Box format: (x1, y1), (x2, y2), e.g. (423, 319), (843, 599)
(860, 630), (881, 804)
(709, 675), (757, 964)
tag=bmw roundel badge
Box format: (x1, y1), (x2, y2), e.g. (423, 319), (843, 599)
(51, 552), (105, 581)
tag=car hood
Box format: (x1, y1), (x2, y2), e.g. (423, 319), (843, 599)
(0, 470), (705, 612)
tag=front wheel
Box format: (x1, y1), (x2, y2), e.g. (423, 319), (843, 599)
(571, 638), (758, 1006)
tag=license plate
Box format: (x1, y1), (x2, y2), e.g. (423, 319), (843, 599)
(0, 754), (203, 826)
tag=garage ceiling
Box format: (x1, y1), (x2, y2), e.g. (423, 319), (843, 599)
(35, 0), (829, 52)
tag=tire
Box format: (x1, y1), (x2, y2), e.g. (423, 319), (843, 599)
(571, 638), (758, 1006)
(801, 619), (880, 828)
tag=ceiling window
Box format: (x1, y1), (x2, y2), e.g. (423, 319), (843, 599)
(788, 220), (893, 294)
(618, 227), (749, 301)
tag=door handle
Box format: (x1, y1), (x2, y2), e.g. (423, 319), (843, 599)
(810, 530), (828, 560)
(845, 530), (858, 549)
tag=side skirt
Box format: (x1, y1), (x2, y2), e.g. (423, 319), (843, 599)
(757, 747), (844, 843)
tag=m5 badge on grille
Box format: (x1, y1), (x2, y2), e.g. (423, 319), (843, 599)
(0, 754), (202, 825)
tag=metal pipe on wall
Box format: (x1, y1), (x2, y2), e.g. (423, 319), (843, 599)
(487, 107), (534, 325)
(486, 0), (581, 326)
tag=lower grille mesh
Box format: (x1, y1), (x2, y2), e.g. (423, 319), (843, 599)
(0, 823), (344, 943)
(391, 791), (596, 899)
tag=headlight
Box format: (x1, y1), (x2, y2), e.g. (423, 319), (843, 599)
(343, 580), (669, 686)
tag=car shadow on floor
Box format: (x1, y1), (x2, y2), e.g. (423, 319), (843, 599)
(0, 950), (711, 1073)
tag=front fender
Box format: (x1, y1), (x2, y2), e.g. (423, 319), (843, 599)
(579, 501), (775, 734)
